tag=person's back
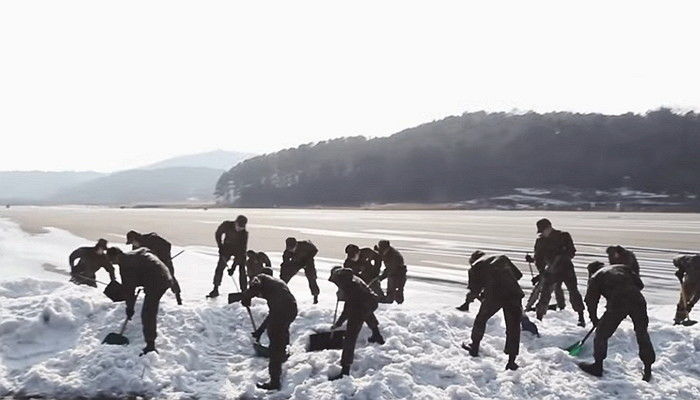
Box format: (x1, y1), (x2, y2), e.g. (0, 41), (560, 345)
(470, 254), (524, 301)
(253, 274), (297, 314)
(587, 264), (644, 307)
(120, 248), (172, 293)
(138, 233), (172, 262)
(336, 269), (379, 311)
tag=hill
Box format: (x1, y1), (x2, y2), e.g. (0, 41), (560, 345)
(142, 149), (253, 170)
(0, 171), (105, 204)
(215, 109), (700, 209)
(50, 167), (224, 205)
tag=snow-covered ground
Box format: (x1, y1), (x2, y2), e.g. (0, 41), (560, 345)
(1, 218), (700, 399)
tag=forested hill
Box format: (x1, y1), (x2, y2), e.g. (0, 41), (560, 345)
(215, 110), (700, 208)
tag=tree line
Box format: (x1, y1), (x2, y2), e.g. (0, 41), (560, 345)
(215, 109), (700, 207)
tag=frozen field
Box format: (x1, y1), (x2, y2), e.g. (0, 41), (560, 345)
(1, 207), (699, 399)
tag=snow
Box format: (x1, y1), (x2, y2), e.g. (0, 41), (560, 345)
(1, 218), (700, 399)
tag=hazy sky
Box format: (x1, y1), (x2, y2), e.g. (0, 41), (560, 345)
(1, 1), (699, 172)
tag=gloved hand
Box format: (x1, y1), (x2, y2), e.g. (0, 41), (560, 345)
(525, 254), (534, 263)
(126, 307), (135, 321)
(590, 314), (599, 326)
(675, 270), (684, 282)
(227, 267), (234, 276)
(241, 296), (251, 308)
(531, 275), (541, 285)
(252, 329), (263, 341)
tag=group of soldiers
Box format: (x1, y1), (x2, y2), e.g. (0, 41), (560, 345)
(67, 214), (407, 390)
(66, 215), (700, 390)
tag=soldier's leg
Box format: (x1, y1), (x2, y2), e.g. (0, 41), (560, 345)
(535, 272), (556, 319)
(266, 320), (289, 388)
(562, 268), (585, 313)
(525, 280), (542, 310)
(385, 276), (398, 303)
(395, 271), (407, 304)
(554, 283), (566, 310)
(503, 300), (522, 356)
(141, 288), (167, 347)
(233, 254), (247, 291)
(629, 302), (656, 367)
(213, 253), (229, 287)
(340, 314), (364, 369)
(470, 299), (502, 354)
(592, 310), (625, 364)
(304, 259), (320, 298)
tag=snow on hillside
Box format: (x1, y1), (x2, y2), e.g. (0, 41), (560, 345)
(1, 219), (700, 399)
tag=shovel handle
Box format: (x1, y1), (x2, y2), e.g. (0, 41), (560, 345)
(581, 324), (597, 345)
(246, 306), (257, 331)
(170, 250), (185, 261)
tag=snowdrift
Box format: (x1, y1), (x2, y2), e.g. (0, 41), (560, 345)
(2, 278), (700, 399)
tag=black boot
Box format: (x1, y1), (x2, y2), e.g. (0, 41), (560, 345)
(140, 341), (158, 357)
(368, 329), (385, 345)
(505, 354), (519, 371)
(456, 301), (470, 312)
(207, 286), (219, 298)
(313, 295), (318, 304)
(577, 311), (586, 327)
(461, 342), (479, 357)
(257, 381), (280, 390)
(642, 364), (652, 382)
(579, 361), (603, 377)
(329, 364), (351, 381)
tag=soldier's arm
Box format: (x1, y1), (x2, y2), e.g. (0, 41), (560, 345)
(334, 303), (349, 327)
(564, 232), (576, 258)
(214, 223), (226, 248)
(534, 240), (546, 270)
(68, 249), (82, 271)
(584, 277), (601, 323)
(102, 259), (117, 281)
(241, 276), (263, 306)
(465, 265), (485, 304)
(242, 231), (249, 253)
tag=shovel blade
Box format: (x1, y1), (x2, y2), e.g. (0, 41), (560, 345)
(254, 342), (270, 358)
(521, 315), (540, 337)
(103, 281), (126, 303)
(102, 332), (129, 345)
(228, 292), (243, 304)
(307, 330), (346, 351)
(565, 341), (584, 356)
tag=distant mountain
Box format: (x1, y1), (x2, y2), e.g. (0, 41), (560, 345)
(0, 171), (105, 204)
(142, 150), (254, 170)
(215, 109), (700, 209)
(51, 167), (223, 205)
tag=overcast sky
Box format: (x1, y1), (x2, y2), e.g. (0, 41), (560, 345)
(1, 1), (698, 172)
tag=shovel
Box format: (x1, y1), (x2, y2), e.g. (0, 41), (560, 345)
(102, 289), (141, 345)
(564, 325), (596, 356)
(308, 299), (346, 351)
(103, 280), (126, 302)
(229, 276), (270, 357)
(520, 314), (540, 337)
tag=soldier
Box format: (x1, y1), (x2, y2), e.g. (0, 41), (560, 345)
(375, 240), (407, 304)
(245, 250), (272, 281)
(344, 244), (384, 299)
(672, 254), (700, 325)
(209, 215), (248, 298)
(280, 237), (320, 304)
(529, 218), (585, 326)
(126, 230), (182, 305)
(579, 261), (655, 382)
(106, 247), (172, 355)
(242, 268), (297, 391)
(68, 239), (115, 287)
(328, 267), (385, 380)
(461, 251), (523, 371)
(606, 245), (640, 275)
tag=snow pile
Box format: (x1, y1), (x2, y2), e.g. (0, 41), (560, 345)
(2, 277), (700, 399)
